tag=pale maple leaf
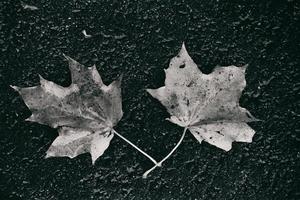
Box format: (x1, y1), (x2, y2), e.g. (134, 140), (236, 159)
(144, 43), (258, 177)
(11, 56), (157, 166)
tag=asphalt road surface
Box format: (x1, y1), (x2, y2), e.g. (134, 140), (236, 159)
(0, 0), (299, 199)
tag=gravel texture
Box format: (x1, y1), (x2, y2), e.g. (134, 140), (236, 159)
(0, 0), (299, 199)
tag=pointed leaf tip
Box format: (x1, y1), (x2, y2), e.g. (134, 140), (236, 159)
(177, 42), (193, 61)
(10, 85), (20, 91)
(38, 74), (46, 84)
(180, 42), (187, 54)
(25, 115), (35, 122)
(109, 74), (123, 88)
(241, 64), (248, 72)
(90, 64), (97, 70)
(181, 42), (186, 49)
(62, 53), (70, 60)
(45, 151), (54, 159)
(146, 88), (155, 96)
(25, 114), (39, 123)
(63, 54), (77, 64)
(90, 133), (114, 165)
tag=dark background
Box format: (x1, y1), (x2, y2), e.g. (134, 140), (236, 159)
(0, 0), (299, 199)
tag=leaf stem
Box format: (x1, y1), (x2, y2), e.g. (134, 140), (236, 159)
(112, 129), (158, 165)
(142, 127), (188, 178)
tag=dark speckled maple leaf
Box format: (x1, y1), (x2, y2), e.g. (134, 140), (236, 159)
(143, 43), (258, 177)
(11, 56), (157, 166)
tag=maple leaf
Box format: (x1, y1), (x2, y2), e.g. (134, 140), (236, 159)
(11, 56), (157, 165)
(144, 43), (258, 177)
